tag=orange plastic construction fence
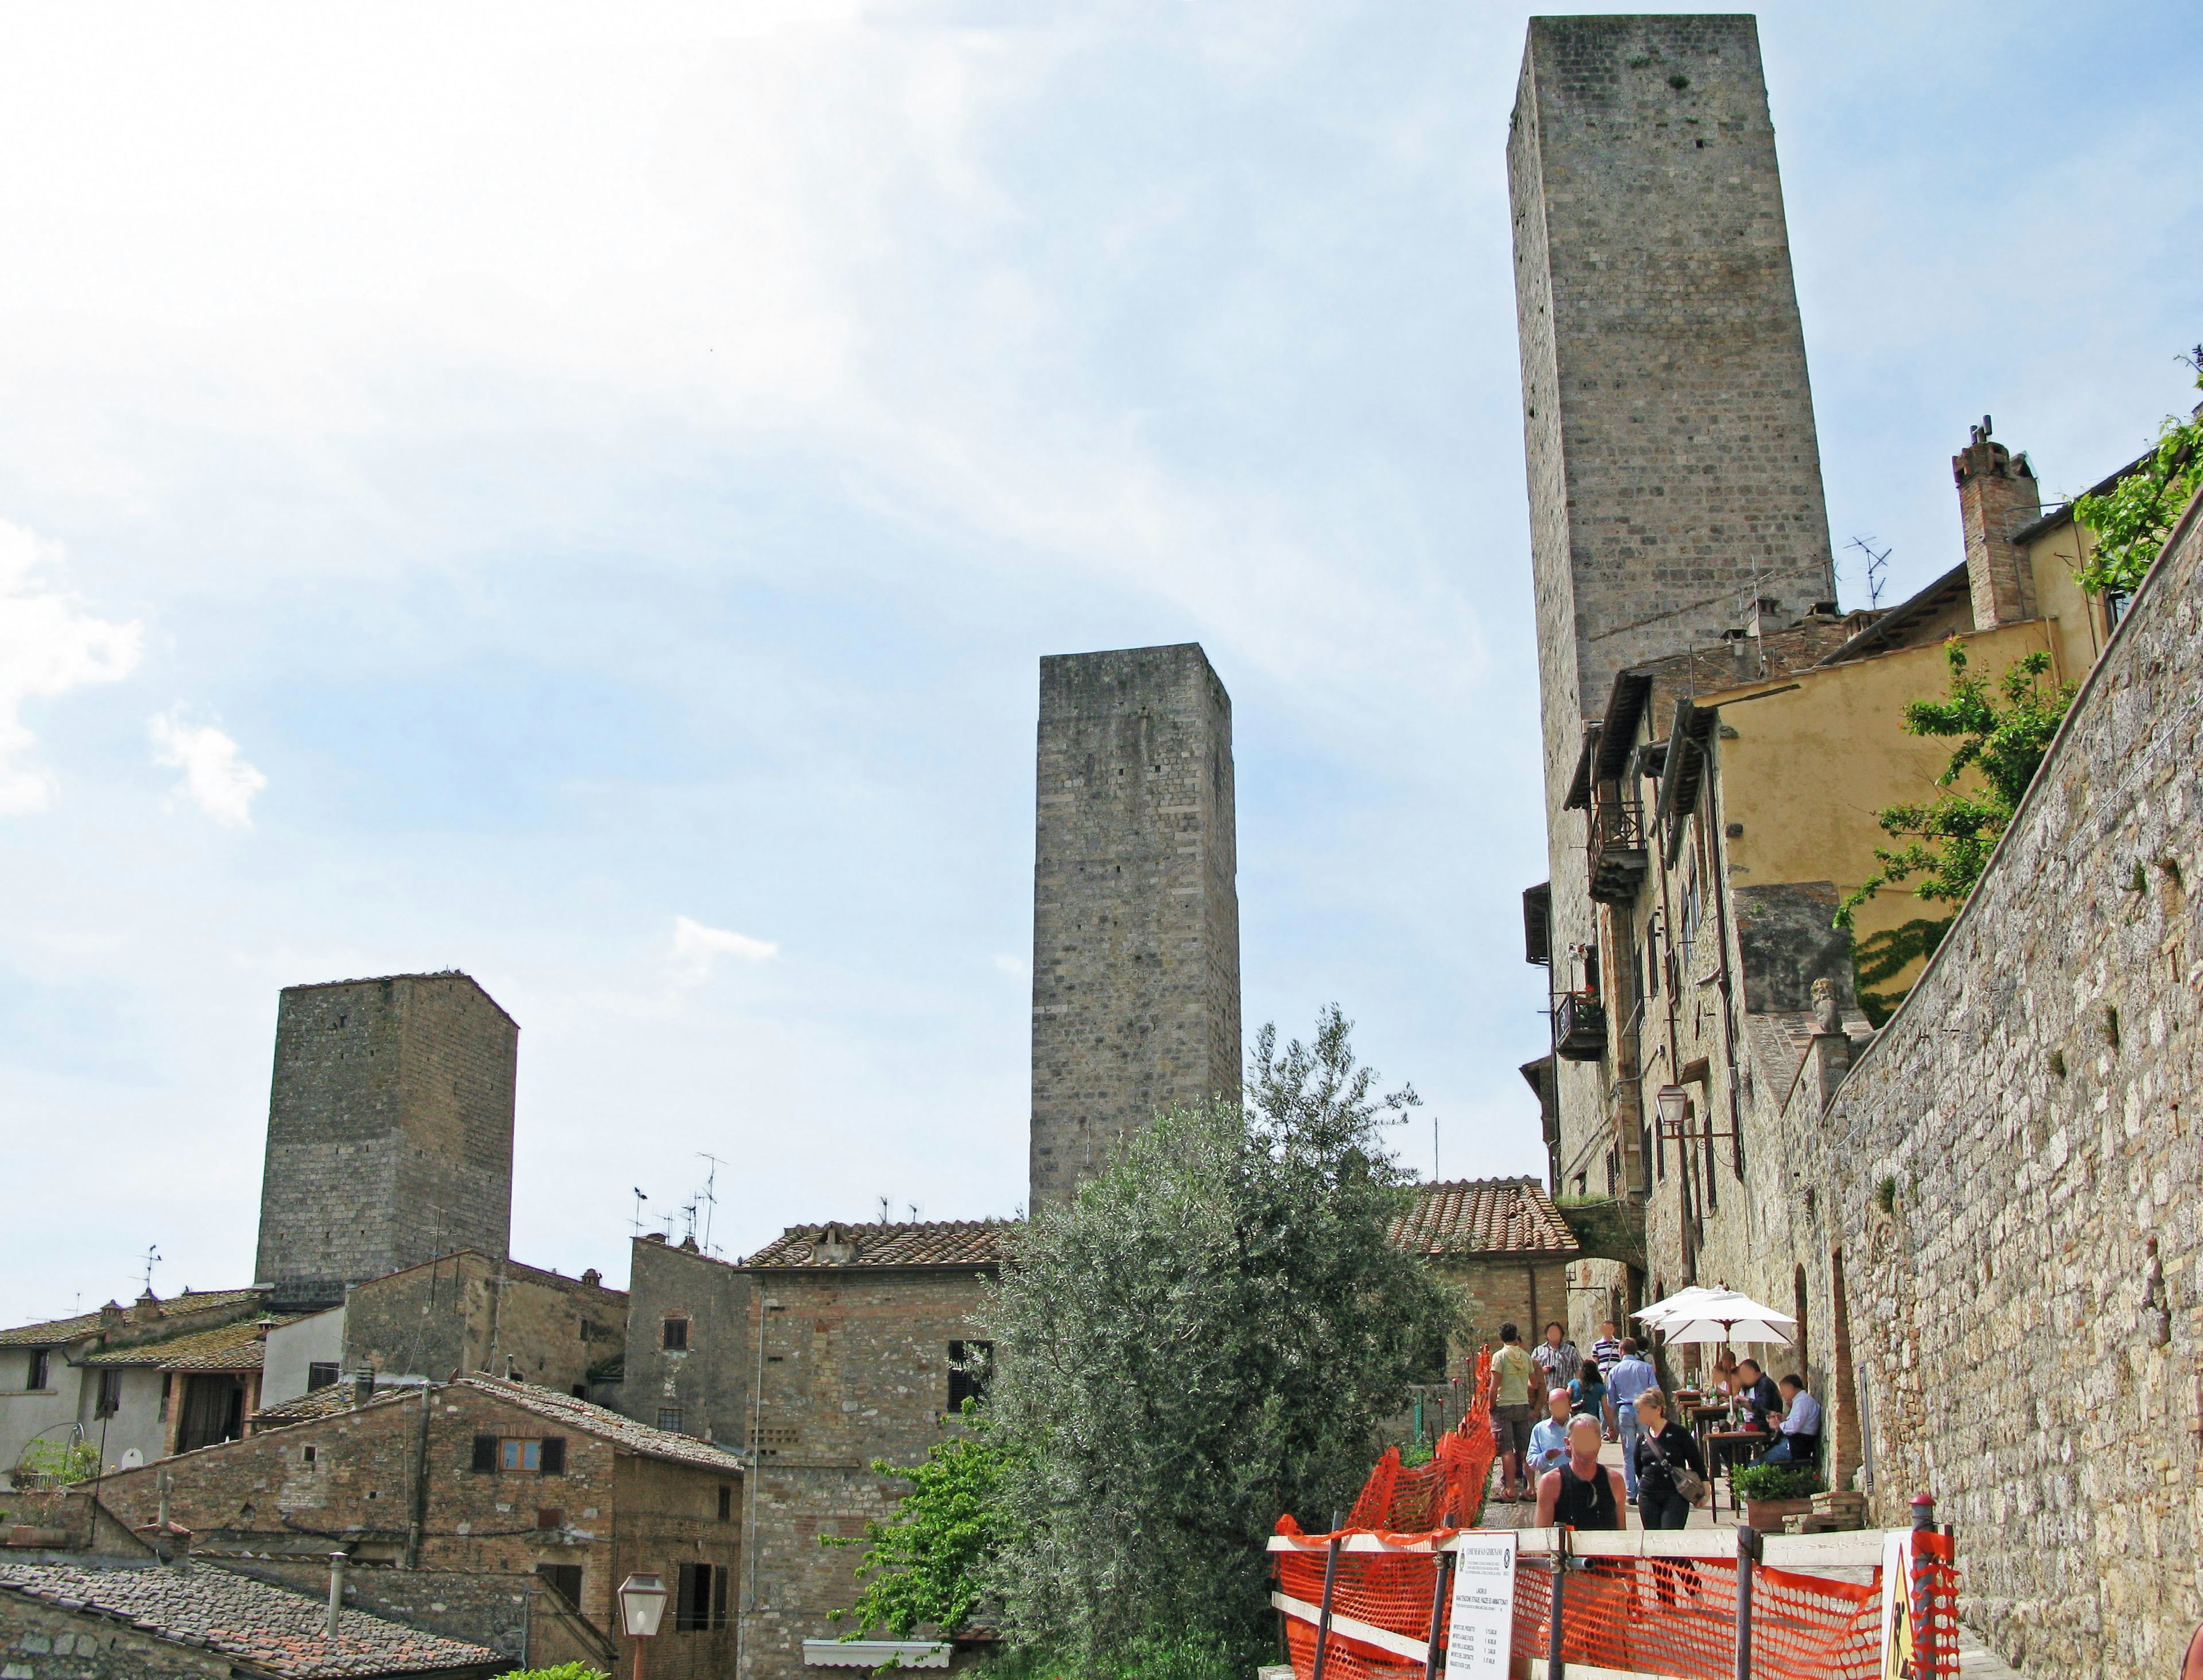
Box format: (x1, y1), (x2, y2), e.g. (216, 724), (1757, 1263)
(1270, 1350), (1965, 1679)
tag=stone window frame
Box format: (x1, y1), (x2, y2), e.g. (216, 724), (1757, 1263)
(661, 1315), (690, 1351)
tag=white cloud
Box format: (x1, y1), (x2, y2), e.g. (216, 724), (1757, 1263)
(148, 709), (266, 828)
(0, 520), (143, 814)
(670, 915), (778, 985)
(993, 953), (1027, 980)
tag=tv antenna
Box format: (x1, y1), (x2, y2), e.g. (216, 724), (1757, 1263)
(1845, 535), (1892, 609)
(878, 1196), (891, 1223)
(695, 1153), (727, 1256)
(140, 1245), (162, 1297)
(630, 1188), (650, 1239)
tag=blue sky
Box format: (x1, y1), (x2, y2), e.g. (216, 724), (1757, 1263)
(2, 1), (2197, 1326)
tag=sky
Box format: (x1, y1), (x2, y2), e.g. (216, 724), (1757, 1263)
(2, 1), (2197, 1327)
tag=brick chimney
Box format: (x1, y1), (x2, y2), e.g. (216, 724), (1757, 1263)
(1953, 416), (2041, 628)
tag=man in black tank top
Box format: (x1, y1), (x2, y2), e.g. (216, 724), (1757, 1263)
(1533, 1415), (1626, 1530)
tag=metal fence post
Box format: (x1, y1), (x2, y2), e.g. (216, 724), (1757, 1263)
(1547, 1526), (1570, 1680)
(1910, 1493), (1937, 1678)
(1421, 1548), (1455, 1680)
(1734, 1524), (1760, 1680)
(1311, 1534), (1342, 1680)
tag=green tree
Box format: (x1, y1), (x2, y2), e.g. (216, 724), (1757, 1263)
(1837, 638), (2076, 948)
(830, 1400), (1011, 1640)
(13, 1439), (99, 1488)
(2072, 345), (2203, 597)
(984, 1006), (1455, 1670)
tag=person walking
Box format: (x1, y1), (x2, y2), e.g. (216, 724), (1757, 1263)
(1491, 1323), (1539, 1502)
(1631, 1389), (1707, 1531)
(1531, 1320), (1580, 1396)
(1604, 1338), (1658, 1500)
(1589, 1319), (1624, 1377)
(1534, 1414), (1627, 1531)
(1568, 1357), (1608, 1425)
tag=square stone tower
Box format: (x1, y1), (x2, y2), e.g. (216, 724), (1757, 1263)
(1509, 15), (1838, 1168)
(1030, 644), (1241, 1206)
(253, 972), (519, 1308)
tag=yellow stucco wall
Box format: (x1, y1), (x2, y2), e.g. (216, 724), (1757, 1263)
(1707, 621), (2056, 999)
(2021, 518), (2118, 682)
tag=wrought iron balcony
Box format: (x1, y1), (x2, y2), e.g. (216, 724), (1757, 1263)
(1588, 796), (1649, 906)
(1555, 991), (1608, 1062)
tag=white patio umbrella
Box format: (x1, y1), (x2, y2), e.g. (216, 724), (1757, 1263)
(1654, 1290), (1796, 1347)
(1632, 1285), (1725, 1327)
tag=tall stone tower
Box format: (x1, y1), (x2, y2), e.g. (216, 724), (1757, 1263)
(1509, 15), (1838, 1169)
(254, 972), (519, 1308)
(1030, 644), (1241, 1206)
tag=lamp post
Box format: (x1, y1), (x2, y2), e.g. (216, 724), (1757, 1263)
(616, 1572), (669, 1680)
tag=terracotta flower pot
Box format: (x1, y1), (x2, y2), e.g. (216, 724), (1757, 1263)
(1743, 1496), (1815, 1531)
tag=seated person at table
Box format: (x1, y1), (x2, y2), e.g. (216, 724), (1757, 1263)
(1526, 1389), (1574, 1480)
(1708, 1348), (1740, 1396)
(1736, 1358), (1783, 1436)
(1568, 1359), (1607, 1424)
(1760, 1374), (1823, 1464)
(1535, 1414), (1627, 1531)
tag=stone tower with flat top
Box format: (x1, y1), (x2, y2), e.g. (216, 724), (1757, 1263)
(1029, 644), (1240, 1206)
(254, 971), (517, 1308)
(1509, 14), (1838, 1178)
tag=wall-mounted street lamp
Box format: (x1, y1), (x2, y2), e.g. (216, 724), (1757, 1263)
(1655, 1084), (1690, 1136)
(617, 1573), (669, 1679)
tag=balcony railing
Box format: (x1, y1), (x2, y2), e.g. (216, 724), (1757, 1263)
(1588, 796), (1649, 905)
(1555, 991), (1608, 1061)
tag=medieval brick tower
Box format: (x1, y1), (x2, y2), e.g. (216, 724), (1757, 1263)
(254, 972), (518, 1308)
(1509, 15), (1837, 1172)
(1029, 645), (1241, 1206)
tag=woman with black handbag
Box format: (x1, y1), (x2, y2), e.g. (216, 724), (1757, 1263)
(1632, 1389), (1708, 1608)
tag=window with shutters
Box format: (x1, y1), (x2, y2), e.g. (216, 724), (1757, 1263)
(661, 1316), (689, 1351)
(478, 1436), (566, 1475)
(306, 1363), (339, 1392)
(28, 1350), (50, 1391)
(675, 1562), (729, 1631)
(472, 1435), (499, 1473)
(717, 1484), (733, 1522)
(947, 1340), (994, 1410)
(535, 1564), (583, 1611)
(94, 1370), (123, 1418)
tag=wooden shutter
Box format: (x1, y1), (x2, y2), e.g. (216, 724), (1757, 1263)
(712, 1564), (729, 1629)
(539, 1436), (565, 1475)
(472, 1435), (499, 1473)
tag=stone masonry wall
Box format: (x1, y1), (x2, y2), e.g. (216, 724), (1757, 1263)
(255, 975), (517, 1309)
(0, 1585), (242, 1680)
(1782, 498), (2203, 1677)
(739, 1269), (991, 1680)
(1509, 14), (1838, 1194)
(619, 1237), (753, 1450)
(1030, 645), (1240, 1205)
(341, 1254), (628, 1394)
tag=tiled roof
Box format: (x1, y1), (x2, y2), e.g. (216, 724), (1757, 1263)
(742, 1219), (1011, 1270)
(83, 1315), (303, 1370)
(1388, 1178), (1581, 1258)
(252, 1386), (376, 1428)
(0, 1289), (267, 1348)
(0, 1561), (497, 1677)
(453, 1376), (749, 1474)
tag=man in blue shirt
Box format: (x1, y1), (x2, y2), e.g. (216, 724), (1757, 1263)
(1525, 1389), (1574, 1481)
(1761, 1375), (1823, 1465)
(1603, 1336), (1659, 1500)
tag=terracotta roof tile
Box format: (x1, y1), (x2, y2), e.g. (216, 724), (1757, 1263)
(452, 1375), (749, 1474)
(0, 1289), (267, 1348)
(1388, 1178), (1580, 1257)
(83, 1316), (303, 1371)
(0, 1560), (497, 1677)
(742, 1219), (1011, 1270)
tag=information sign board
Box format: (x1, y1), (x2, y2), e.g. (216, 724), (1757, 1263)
(1443, 1531), (1517, 1677)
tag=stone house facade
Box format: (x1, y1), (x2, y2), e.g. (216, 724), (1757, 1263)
(1388, 1179), (1581, 1361)
(92, 1375), (744, 1680)
(620, 1233), (753, 1450)
(729, 1221), (1003, 1680)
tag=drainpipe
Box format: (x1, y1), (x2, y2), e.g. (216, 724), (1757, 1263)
(404, 1383), (432, 1569)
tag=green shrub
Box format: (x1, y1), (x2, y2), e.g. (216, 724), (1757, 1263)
(496, 1664), (607, 1679)
(1730, 1463), (1823, 1503)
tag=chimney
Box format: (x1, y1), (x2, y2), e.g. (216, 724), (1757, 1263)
(98, 1301), (124, 1333)
(1953, 416), (2041, 629)
(351, 1373), (374, 1409)
(579, 1269), (602, 1289)
(130, 1292), (164, 1324)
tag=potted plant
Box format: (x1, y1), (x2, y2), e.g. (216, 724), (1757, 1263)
(1731, 1463), (1824, 1531)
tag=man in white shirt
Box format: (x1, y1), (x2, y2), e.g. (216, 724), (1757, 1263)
(1761, 1374), (1823, 1465)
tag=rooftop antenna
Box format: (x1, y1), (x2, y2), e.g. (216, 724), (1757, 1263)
(878, 1196), (891, 1223)
(140, 1245), (162, 1298)
(630, 1188), (649, 1239)
(1434, 1113), (1441, 1183)
(695, 1153), (726, 1257)
(906, 1202), (921, 1223)
(1844, 535), (1891, 610)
